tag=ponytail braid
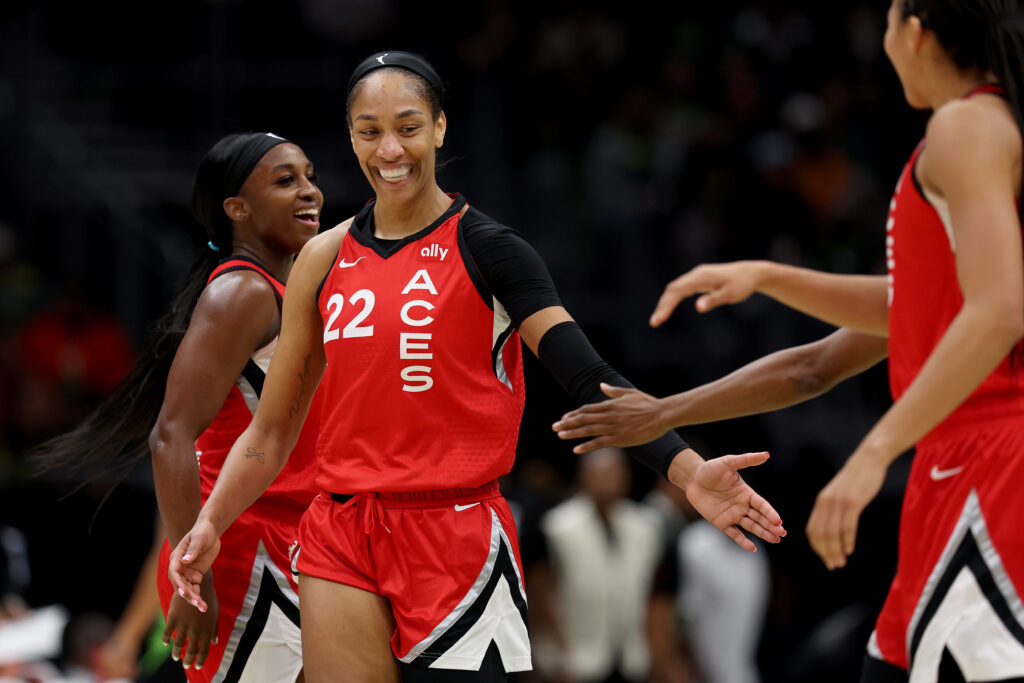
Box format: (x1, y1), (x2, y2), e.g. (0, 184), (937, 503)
(30, 132), (288, 490)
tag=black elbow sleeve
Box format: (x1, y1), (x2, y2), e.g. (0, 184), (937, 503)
(536, 321), (689, 478)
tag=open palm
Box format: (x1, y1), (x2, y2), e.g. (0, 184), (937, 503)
(684, 452), (784, 552)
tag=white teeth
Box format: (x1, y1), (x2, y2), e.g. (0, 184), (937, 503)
(379, 167), (412, 183)
(295, 208), (319, 216)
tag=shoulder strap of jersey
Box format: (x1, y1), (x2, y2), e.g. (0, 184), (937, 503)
(208, 257), (286, 306)
(964, 83), (1007, 99)
(455, 204), (495, 310)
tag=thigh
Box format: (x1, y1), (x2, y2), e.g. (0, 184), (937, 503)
(298, 575), (400, 683)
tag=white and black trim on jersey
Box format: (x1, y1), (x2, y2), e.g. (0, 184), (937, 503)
(865, 490), (1024, 682)
(213, 541), (301, 683)
(400, 509), (531, 673)
(454, 211), (519, 390)
(234, 359), (268, 415)
(207, 257), (284, 416)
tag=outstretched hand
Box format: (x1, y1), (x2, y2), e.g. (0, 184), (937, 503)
(168, 519), (221, 613)
(650, 262), (764, 327)
(552, 383), (666, 453)
(680, 451), (785, 552)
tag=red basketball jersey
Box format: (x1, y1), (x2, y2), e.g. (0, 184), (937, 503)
(886, 90), (1024, 446)
(315, 195), (526, 492)
(196, 258), (321, 513)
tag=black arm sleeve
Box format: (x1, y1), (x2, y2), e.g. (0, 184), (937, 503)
(536, 321), (690, 478)
(462, 212), (690, 478)
(461, 214), (563, 326)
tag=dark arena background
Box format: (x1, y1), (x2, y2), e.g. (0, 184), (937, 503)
(0, 1), (925, 681)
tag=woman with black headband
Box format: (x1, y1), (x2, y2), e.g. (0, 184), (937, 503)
(168, 51), (786, 682)
(34, 132), (324, 680)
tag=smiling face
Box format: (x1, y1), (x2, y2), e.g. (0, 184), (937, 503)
(228, 143), (323, 255)
(348, 70), (446, 205)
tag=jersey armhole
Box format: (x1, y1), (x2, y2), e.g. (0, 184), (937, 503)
(457, 215), (496, 311)
(910, 150), (932, 209)
(315, 244), (343, 309)
(209, 260), (285, 308)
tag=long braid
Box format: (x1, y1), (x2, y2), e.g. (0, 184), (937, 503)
(28, 133), (280, 488)
(30, 251), (221, 487)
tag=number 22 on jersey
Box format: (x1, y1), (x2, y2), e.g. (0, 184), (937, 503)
(323, 269), (437, 393)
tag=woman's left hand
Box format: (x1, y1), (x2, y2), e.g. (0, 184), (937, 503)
(806, 450), (888, 570)
(552, 383), (667, 453)
(681, 451), (786, 551)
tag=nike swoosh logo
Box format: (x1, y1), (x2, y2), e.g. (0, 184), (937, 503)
(454, 503), (480, 512)
(930, 465), (964, 481)
(338, 257), (366, 268)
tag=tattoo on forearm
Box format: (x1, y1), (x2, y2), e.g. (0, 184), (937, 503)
(245, 448), (266, 464)
(290, 353), (312, 419)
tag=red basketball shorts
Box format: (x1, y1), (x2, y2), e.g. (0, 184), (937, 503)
(157, 500), (304, 683)
(295, 480), (532, 673)
(865, 417), (1024, 681)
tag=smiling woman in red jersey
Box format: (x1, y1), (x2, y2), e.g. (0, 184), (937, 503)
(167, 51), (786, 683)
(34, 132), (325, 681)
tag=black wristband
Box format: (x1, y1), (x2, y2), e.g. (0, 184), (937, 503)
(537, 321), (689, 477)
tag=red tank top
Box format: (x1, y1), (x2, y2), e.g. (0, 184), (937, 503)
(315, 194), (526, 492)
(886, 84), (1024, 445)
(195, 258), (321, 516)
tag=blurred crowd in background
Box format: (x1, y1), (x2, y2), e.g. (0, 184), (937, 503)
(0, 1), (926, 681)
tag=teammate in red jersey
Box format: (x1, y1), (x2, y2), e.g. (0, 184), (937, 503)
(34, 132), (324, 680)
(167, 51), (786, 683)
(557, 1), (1024, 679)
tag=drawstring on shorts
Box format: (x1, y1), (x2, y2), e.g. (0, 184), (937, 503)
(331, 492), (392, 535)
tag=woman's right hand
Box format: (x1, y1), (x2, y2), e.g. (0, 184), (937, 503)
(163, 571), (220, 671)
(168, 519), (221, 611)
(650, 261), (766, 326)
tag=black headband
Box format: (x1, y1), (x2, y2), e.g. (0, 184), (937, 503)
(223, 132), (290, 198)
(346, 51), (444, 107)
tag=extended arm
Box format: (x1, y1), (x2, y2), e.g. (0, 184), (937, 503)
(553, 328), (889, 452)
(458, 217), (785, 548)
(457, 217), (786, 548)
(652, 262), (889, 337)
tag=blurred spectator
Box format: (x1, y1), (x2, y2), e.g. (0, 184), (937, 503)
(645, 477), (770, 683)
(529, 447), (664, 683)
(59, 612), (123, 682)
(11, 280), (136, 451)
(676, 509), (770, 683)
(93, 519), (176, 683)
